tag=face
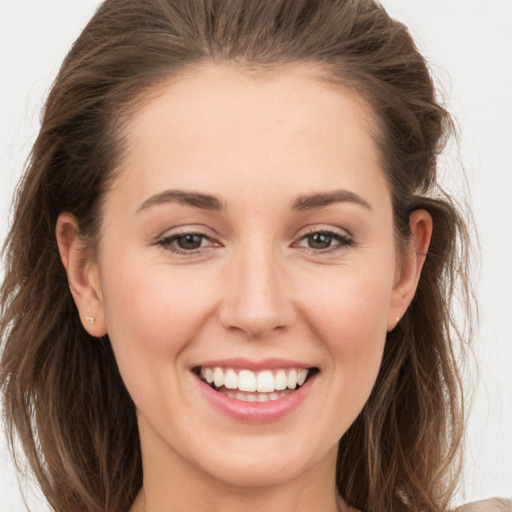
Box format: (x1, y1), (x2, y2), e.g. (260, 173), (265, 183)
(71, 64), (418, 492)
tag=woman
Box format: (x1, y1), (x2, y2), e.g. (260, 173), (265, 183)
(0, 1), (508, 511)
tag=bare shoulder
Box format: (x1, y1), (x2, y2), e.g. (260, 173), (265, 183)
(456, 498), (512, 512)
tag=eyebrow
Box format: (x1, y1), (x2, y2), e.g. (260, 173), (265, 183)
(135, 188), (371, 214)
(136, 190), (223, 213)
(292, 189), (371, 211)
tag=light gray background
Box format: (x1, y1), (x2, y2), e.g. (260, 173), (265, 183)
(1, 1), (511, 509)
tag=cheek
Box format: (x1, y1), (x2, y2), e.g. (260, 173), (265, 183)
(98, 260), (223, 421)
(303, 263), (392, 333)
(299, 264), (392, 380)
(299, 268), (392, 433)
(98, 256), (220, 394)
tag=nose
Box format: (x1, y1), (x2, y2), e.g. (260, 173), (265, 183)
(218, 245), (296, 339)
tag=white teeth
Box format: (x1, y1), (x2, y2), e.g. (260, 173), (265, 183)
(221, 390), (292, 402)
(287, 369), (298, 390)
(238, 370), (257, 392)
(204, 368), (214, 384)
(256, 370), (275, 392)
(274, 370), (288, 390)
(199, 366), (312, 395)
(297, 369), (308, 386)
(213, 367), (224, 388)
(224, 369), (238, 390)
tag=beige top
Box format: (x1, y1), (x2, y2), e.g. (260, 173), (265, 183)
(458, 498), (512, 511)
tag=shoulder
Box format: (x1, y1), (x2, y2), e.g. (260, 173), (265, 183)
(456, 498), (512, 512)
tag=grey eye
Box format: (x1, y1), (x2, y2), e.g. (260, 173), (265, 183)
(176, 234), (205, 250)
(306, 233), (334, 249)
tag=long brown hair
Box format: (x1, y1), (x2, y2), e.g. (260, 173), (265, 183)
(1, 1), (473, 511)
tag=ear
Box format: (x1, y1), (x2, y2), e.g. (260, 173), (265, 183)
(387, 209), (433, 331)
(56, 213), (107, 337)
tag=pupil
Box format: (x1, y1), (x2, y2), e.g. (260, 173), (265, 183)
(308, 233), (332, 249)
(177, 234), (202, 250)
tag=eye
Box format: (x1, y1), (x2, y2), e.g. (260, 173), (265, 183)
(305, 232), (335, 250)
(157, 232), (218, 254)
(294, 230), (353, 252)
(174, 233), (207, 250)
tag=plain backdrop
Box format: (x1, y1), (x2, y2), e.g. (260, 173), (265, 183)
(1, 1), (511, 510)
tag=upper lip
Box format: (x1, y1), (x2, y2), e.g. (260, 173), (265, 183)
(191, 357), (316, 371)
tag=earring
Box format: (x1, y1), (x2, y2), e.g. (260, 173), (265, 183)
(395, 316), (400, 323)
(86, 317), (95, 324)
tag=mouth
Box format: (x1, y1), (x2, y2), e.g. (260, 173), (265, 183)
(192, 366), (319, 403)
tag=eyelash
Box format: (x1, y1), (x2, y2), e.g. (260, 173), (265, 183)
(293, 228), (354, 254)
(156, 228), (354, 256)
(156, 231), (218, 254)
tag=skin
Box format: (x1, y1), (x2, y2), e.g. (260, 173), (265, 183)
(57, 64), (432, 512)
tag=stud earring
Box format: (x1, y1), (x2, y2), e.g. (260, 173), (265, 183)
(395, 316), (400, 323)
(86, 317), (95, 324)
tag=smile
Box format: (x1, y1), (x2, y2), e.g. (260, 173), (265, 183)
(194, 366), (318, 403)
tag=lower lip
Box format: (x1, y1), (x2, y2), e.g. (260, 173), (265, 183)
(195, 373), (316, 423)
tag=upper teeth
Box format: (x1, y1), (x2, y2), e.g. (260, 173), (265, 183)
(200, 367), (309, 393)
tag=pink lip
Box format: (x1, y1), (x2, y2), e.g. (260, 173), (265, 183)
(194, 371), (317, 423)
(192, 357), (313, 371)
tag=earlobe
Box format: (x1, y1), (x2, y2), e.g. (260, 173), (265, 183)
(387, 209), (433, 331)
(56, 213), (107, 337)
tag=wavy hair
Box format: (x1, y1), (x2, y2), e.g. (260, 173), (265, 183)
(1, 1), (473, 511)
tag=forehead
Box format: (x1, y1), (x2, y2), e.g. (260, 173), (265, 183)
(122, 63), (378, 149)
(112, 63), (387, 210)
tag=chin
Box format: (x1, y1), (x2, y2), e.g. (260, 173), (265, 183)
(183, 432), (339, 490)
(199, 455), (319, 489)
